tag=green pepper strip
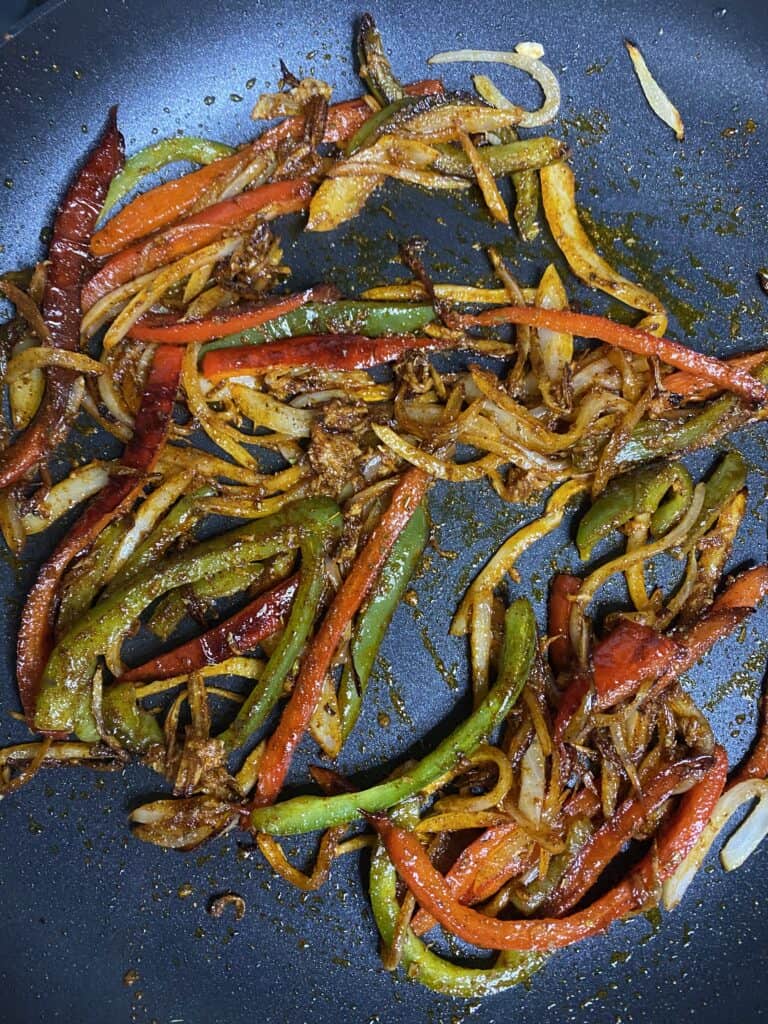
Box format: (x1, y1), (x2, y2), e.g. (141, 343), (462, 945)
(617, 361), (768, 470)
(249, 597), (536, 836)
(56, 520), (127, 638)
(200, 300), (437, 353)
(357, 13), (405, 106)
(345, 96), (415, 155)
(34, 497), (341, 739)
(100, 137), (234, 221)
(216, 528), (334, 752)
(369, 800), (545, 995)
(433, 135), (563, 184)
(102, 681), (164, 751)
(147, 563), (264, 640)
(682, 450), (747, 551)
(338, 503), (428, 743)
(576, 461), (694, 560)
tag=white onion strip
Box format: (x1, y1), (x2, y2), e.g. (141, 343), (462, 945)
(625, 40), (685, 142)
(662, 779), (768, 910)
(428, 45), (560, 128)
(22, 462), (110, 535)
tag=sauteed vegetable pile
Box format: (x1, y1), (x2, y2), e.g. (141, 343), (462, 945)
(1, 14), (767, 996)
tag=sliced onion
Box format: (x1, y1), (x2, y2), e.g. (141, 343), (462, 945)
(427, 45), (560, 128)
(8, 336), (44, 430)
(106, 470), (193, 580)
(625, 40), (685, 142)
(663, 780), (768, 910)
(22, 462), (110, 535)
(230, 384), (315, 438)
(308, 671), (342, 759)
(308, 174), (383, 232)
(519, 734), (546, 825)
(371, 422), (501, 481)
(361, 282), (536, 304)
(329, 162), (469, 190)
(182, 342), (258, 468)
(5, 346), (104, 383)
(103, 237), (243, 351)
(540, 161), (667, 333)
(0, 490), (25, 554)
(0, 279), (51, 344)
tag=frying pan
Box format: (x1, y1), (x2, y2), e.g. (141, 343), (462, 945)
(1, 1), (767, 1021)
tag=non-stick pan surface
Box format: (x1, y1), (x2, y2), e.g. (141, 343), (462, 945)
(1, 1), (767, 1021)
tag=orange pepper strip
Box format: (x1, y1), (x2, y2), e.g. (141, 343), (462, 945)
(542, 755), (714, 916)
(128, 285), (338, 344)
(201, 332), (458, 382)
(366, 746), (727, 952)
(90, 79), (444, 257)
(460, 306), (768, 406)
(82, 178), (312, 310)
(253, 467), (431, 806)
(665, 350), (767, 399)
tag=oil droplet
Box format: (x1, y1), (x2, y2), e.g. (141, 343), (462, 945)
(177, 883), (194, 899)
(203, 95), (216, 106)
(123, 969), (140, 986)
(73, 67), (83, 79)
(3, 178), (13, 189)
(230, 93), (243, 103)
(245, 78), (256, 89)
(713, 7), (727, 17)
(377, 711), (391, 728)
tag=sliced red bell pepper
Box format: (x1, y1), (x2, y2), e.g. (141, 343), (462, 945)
(461, 306), (768, 406)
(82, 178), (312, 310)
(120, 573), (298, 682)
(16, 346), (182, 728)
(0, 108), (124, 491)
(127, 285), (338, 344)
(665, 350), (767, 399)
(553, 672), (591, 744)
(548, 573), (581, 676)
(542, 754), (714, 916)
(90, 79), (444, 258)
(592, 619), (682, 709)
(365, 745), (727, 952)
(253, 467), (431, 806)
(201, 332), (456, 382)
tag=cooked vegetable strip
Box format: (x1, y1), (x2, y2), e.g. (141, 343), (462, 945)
(338, 504), (428, 741)
(121, 575), (299, 682)
(200, 300), (437, 352)
(202, 332), (458, 382)
(128, 286), (338, 344)
(539, 161), (666, 327)
(625, 40), (685, 142)
(548, 574), (581, 675)
(461, 306), (768, 405)
(370, 804), (545, 995)
(365, 746), (727, 951)
(0, 108), (123, 491)
(100, 136), (235, 220)
(591, 619), (681, 708)
(253, 469), (430, 805)
(665, 351), (768, 398)
(82, 178), (313, 312)
(16, 346), (182, 727)
(249, 598), (536, 834)
(90, 79), (443, 257)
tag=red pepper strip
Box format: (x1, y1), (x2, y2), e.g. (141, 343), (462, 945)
(460, 307), (768, 406)
(731, 692), (768, 785)
(592, 619), (682, 709)
(648, 565), (768, 703)
(542, 755), (714, 916)
(16, 346), (182, 727)
(127, 285), (339, 344)
(0, 109), (124, 491)
(253, 467), (431, 806)
(82, 178), (312, 310)
(365, 746), (727, 951)
(90, 79), (444, 257)
(120, 574), (299, 682)
(411, 824), (518, 935)
(202, 333), (457, 382)
(548, 574), (581, 675)
(665, 350), (767, 399)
